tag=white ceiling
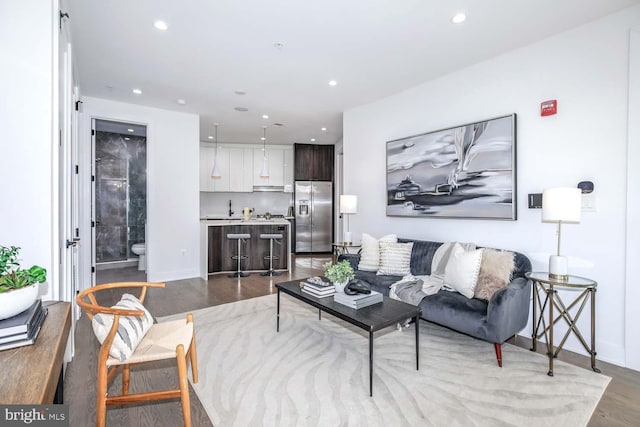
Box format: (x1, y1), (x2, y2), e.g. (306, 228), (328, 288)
(66, 0), (639, 146)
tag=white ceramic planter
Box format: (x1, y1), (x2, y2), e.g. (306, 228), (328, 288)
(0, 283), (39, 320)
(333, 279), (349, 294)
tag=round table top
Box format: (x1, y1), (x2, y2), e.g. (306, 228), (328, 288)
(525, 271), (597, 288)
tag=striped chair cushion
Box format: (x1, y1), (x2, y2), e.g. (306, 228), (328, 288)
(92, 293), (154, 362)
(377, 241), (413, 276)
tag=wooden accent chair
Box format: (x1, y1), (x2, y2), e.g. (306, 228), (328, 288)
(76, 282), (198, 427)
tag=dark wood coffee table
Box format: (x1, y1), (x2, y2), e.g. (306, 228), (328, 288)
(275, 279), (422, 396)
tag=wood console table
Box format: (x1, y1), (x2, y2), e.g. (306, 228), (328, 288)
(0, 301), (71, 403)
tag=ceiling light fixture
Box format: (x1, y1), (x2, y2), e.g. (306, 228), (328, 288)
(153, 20), (168, 30)
(260, 126), (269, 178)
(321, 127), (327, 131)
(328, 80), (337, 86)
(234, 107), (249, 112)
(208, 136), (213, 139)
(451, 13), (466, 24)
(176, 99), (187, 105)
(262, 114), (269, 119)
(132, 88), (142, 95)
(310, 138), (316, 142)
(211, 123), (221, 179)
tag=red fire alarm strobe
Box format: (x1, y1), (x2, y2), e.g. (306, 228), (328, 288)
(541, 99), (557, 116)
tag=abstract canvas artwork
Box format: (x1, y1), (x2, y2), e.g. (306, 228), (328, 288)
(386, 114), (517, 220)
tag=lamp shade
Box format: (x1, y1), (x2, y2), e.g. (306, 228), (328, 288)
(542, 188), (581, 223)
(340, 195), (357, 214)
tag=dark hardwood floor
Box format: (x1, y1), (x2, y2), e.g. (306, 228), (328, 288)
(65, 255), (640, 426)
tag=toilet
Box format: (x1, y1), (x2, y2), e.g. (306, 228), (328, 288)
(131, 243), (146, 271)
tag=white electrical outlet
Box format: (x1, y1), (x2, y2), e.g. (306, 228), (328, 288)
(581, 194), (596, 212)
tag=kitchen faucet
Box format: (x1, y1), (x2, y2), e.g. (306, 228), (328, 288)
(228, 200), (234, 217)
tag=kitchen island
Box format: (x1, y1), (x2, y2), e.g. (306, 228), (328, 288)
(200, 218), (291, 278)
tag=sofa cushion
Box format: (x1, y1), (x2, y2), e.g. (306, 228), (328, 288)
(377, 241), (413, 276)
(443, 244), (484, 298)
(398, 238), (441, 276)
(474, 249), (515, 300)
(358, 233), (397, 272)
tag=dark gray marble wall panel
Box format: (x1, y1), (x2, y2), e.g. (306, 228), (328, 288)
(95, 130), (146, 263)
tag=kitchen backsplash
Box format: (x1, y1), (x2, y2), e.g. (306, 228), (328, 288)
(200, 192), (294, 217)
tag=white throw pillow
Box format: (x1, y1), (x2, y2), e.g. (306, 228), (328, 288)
(377, 241), (413, 276)
(443, 243), (484, 299)
(358, 233), (397, 271)
(92, 293), (154, 362)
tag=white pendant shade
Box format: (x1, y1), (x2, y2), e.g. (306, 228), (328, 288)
(259, 126), (269, 178)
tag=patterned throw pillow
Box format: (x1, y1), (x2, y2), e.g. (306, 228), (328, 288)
(358, 233), (397, 271)
(474, 249), (515, 300)
(91, 293), (154, 362)
(377, 241), (413, 276)
(443, 243), (484, 299)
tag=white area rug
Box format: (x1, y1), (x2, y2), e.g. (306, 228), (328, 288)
(160, 295), (610, 427)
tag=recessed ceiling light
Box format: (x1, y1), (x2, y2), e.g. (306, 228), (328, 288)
(328, 80), (337, 86)
(321, 127), (327, 131)
(273, 123), (284, 127)
(208, 136), (214, 139)
(153, 20), (168, 31)
(132, 88), (142, 95)
(451, 13), (466, 24)
(176, 99), (187, 105)
(262, 114), (269, 119)
(127, 128), (134, 133)
(274, 42), (284, 50)
(234, 90), (247, 95)
(234, 107), (249, 112)
(310, 138), (316, 142)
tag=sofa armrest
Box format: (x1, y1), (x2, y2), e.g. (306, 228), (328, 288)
(485, 277), (532, 343)
(337, 253), (360, 271)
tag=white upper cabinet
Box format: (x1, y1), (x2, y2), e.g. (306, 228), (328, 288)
(201, 144), (293, 192)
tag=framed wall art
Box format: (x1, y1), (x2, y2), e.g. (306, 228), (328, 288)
(386, 114), (517, 220)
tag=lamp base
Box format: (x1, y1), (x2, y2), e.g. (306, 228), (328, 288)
(343, 231), (352, 245)
(549, 255), (569, 281)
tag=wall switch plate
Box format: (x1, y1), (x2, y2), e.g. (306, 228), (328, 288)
(582, 194), (596, 212)
(528, 193), (542, 209)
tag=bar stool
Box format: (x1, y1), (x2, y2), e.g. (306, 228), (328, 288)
(227, 233), (251, 278)
(260, 233), (283, 276)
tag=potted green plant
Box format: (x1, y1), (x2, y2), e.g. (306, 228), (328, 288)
(323, 260), (355, 293)
(0, 245), (47, 320)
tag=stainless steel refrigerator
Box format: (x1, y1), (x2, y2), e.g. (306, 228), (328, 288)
(294, 181), (332, 253)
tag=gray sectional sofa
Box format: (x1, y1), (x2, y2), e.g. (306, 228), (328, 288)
(338, 237), (532, 367)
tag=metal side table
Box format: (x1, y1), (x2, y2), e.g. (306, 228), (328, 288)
(527, 272), (599, 376)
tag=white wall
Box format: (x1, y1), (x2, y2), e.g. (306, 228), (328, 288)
(344, 6), (640, 368)
(79, 97), (200, 283)
(0, 1), (58, 300)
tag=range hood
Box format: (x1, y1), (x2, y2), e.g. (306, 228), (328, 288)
(253, 185), (285, 192)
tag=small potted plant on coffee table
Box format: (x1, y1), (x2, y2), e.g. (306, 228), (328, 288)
(323, 260), (355, 293)
(0, 245), (47, 320)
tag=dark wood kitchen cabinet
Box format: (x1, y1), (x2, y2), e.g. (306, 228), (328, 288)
(207, 223), (289, 274)
(294, 143), (334, 181)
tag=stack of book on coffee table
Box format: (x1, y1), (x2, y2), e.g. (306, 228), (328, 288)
(0, 299), (47, 351)
(334, 290), (383, 309)
(300, 276), (335, 298)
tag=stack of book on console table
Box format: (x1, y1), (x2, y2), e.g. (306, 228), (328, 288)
(0, 299), (48, 351)
(334, 290), (383, 309)
(300, 276), (335, 298)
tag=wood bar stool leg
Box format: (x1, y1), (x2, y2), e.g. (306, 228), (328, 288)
(122, 364), (130, 395)
(96, 365), (108, 427)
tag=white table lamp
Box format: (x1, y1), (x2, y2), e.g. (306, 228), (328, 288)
(542, 187), (581, 280)
(340, 195), (357, 244)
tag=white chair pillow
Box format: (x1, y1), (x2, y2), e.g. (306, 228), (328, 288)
(377, 241), (413, 276)
(92, 293), (154, 362)
(443, 243), (484, 299)
(358, 233), (397, 271)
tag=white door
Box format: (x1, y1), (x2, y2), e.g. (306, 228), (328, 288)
(58, 4), (80, 358)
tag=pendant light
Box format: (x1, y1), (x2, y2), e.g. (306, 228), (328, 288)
(211, 123), (221, 178)
(259, 126), (269, 178)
